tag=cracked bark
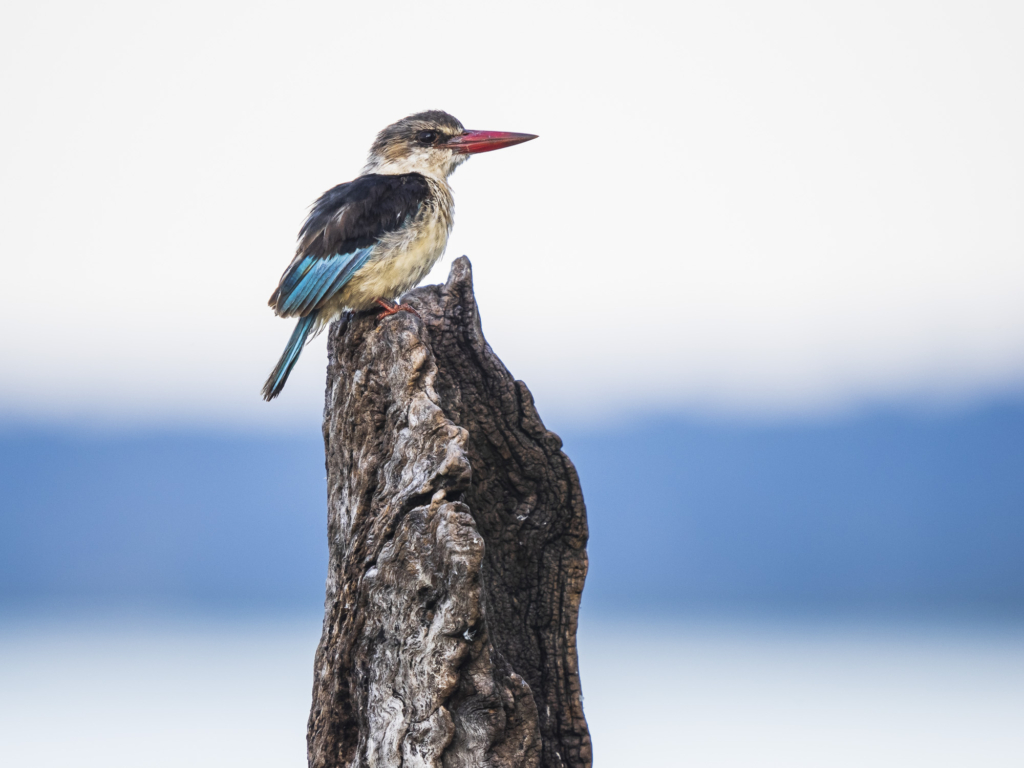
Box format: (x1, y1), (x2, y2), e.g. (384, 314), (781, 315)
(307, 256), (592, 768)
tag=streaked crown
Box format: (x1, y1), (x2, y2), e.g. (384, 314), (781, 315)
(365, 111), (467, 178)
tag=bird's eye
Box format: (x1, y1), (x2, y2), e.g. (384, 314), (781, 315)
(416, 130), (438, 145)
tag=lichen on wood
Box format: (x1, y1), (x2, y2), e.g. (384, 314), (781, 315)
(307, 257), (591, 768)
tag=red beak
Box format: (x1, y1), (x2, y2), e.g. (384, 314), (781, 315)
(445, 130), (538, 155)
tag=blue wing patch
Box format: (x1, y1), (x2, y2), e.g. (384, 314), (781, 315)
(277, 246), (374, 316)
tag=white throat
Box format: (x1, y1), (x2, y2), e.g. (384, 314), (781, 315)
(362, 149), (467, 180)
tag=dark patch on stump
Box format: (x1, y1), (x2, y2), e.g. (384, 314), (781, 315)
(308, 257), (591, 768)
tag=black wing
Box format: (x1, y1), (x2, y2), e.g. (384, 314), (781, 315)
(270, 173), (431, 316)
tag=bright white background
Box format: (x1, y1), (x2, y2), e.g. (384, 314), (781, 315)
(1, 1), (1023, 427)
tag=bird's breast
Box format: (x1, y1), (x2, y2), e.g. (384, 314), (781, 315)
(338, 195), (453, 311)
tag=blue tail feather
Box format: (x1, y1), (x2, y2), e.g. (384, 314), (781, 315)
(262, 312), (318, 401)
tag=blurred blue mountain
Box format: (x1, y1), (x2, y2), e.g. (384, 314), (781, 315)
(2, 399), (1022, 615)
(0, 431), (326, 612)
(564, 401), (1024, 615)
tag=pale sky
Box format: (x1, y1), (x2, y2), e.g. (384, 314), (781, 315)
(1, 0), (1023, 428)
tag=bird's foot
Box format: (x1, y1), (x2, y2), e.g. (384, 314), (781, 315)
(374, 298), (420, 320)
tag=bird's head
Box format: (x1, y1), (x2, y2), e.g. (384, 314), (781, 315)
(363, 110), (536, 179)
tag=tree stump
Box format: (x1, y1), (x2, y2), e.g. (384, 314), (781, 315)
(307, 257), (592, 768)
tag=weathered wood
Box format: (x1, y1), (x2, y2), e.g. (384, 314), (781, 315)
(308, 257), (592, 768)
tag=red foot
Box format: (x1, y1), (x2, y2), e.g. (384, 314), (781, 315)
(375, 298), (421, 320)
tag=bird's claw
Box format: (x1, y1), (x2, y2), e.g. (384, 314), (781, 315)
(375, 298), (421, 321)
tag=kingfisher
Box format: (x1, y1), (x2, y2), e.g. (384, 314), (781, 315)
(261, 110), (536, 400)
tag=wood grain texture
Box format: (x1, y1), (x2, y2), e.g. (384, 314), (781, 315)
(308, 257), (591, 768)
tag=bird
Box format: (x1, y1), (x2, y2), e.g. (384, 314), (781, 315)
(262, 110), (536, 401)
